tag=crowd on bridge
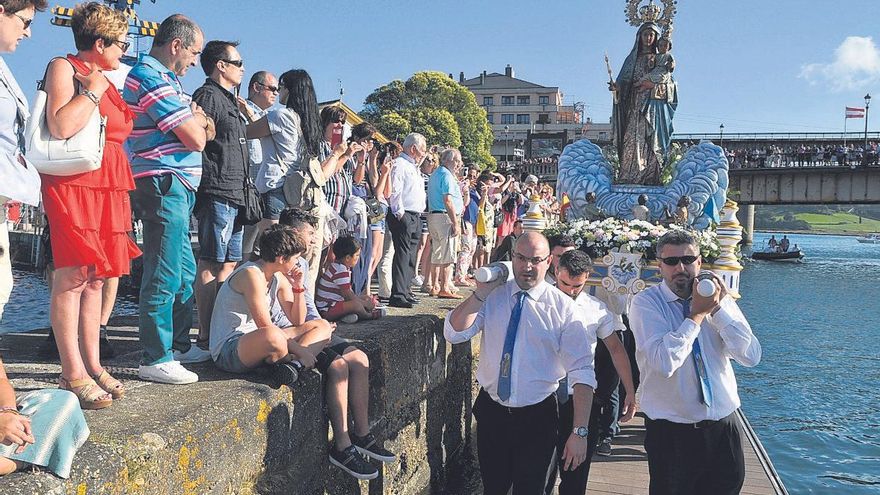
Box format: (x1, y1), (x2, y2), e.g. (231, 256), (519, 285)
(0, 3), (763, 493)
(719, 142), (880, 169)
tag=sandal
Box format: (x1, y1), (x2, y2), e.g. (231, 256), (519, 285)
(59, 376), (112, 410)
(92, 369), (125, 400)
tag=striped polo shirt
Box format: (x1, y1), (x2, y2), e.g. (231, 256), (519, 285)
(123, 54), (201, 189)
(315, 262), (350, 312)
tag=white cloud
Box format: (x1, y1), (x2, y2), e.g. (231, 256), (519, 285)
(800, 36), (880, 92)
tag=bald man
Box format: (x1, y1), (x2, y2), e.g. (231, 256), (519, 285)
(445, 232), (597, 494)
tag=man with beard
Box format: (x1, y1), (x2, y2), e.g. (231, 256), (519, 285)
(445, 232), (596, 493)
(630, 230), (761, 495)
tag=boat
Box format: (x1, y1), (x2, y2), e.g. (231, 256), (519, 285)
(751, 249), (805, 262)
(856, 234), (880, 244)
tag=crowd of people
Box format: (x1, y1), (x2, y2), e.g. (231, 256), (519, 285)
(720, 142), (880, 169)
(0, 2), (763, 492)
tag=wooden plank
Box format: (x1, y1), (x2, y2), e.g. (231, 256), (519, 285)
(579, 414), (781, 495)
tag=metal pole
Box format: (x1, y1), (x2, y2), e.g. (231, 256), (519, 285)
(865, 94), (871, 166)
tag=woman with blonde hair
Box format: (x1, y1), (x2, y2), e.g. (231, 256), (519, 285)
(41, 2), (140, 409)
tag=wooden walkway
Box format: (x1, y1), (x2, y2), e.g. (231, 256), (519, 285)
(582, 412), (786, 495)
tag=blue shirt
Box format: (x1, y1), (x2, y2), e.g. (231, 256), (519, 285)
(463, 188), (480, 225)
(123, 54), (201, 189)
(427, 166), (463, 214)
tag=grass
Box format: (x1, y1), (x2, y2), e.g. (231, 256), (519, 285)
(793, 212), (880, 233)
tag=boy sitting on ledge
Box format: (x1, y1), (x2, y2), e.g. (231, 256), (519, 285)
(209, 224), (331, 383)
(234, 215), (397, 480)
(316, 236), (386, 323)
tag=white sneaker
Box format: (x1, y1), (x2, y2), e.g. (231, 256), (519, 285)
(139, 360), (199, 384)
(340, 314), (359, 323)
(173, 345), (212, 364)
(412, 275), (424, 287)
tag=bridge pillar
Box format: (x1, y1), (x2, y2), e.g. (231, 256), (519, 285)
(737, 204), (755, 245)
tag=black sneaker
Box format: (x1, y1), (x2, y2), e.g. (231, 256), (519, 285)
(352, 432), (396, 463)
(39, 327), (59, 359)
(329, 445), (379, 480)
(596, 438), (612, 457)
(270, 362), (301, 387)
(99, 325), (116, 359)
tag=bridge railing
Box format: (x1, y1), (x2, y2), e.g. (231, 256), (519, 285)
(674, 131), (880, 142)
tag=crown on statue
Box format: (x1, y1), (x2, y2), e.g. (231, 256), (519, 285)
(626, 0), (677, 36)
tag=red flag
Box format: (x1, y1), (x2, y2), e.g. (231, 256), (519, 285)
(846, 106), (865, 118)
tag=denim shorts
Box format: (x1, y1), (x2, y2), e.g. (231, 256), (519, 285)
(214, 333), (250, 374)
(369, 203), (387, 232)
(261, 187), (287, 221)
(196, 195), (243, 262)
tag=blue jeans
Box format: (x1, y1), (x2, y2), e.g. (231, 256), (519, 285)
(131, 174), (197, 365)
(260, 187), (287, 221)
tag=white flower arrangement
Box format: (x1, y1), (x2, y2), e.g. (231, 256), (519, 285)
(544, 218), (721, 262)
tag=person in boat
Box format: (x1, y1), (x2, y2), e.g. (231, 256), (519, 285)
(767, 235), (778, 250)
(780, 235), (790, 252)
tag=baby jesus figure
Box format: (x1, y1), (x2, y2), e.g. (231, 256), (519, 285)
(641, 36), (675, 100)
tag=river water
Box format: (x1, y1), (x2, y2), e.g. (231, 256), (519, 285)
(1, 233), (878, 493)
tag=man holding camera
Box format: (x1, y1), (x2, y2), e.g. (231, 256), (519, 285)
(629, 230), (762, 495)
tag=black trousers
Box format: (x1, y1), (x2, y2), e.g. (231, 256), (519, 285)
(473, 389), (558, 495)
(644, 412), (745, 495)
(387, 211), (420, 300)
(594, 336), (621, 439)
(544, 396), (601, 495)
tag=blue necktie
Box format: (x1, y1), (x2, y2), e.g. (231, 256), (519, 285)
(497, 291), (527, 402)
(681, 298), (713, 407)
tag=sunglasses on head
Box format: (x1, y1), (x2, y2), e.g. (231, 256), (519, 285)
(658, 255), (699, 266)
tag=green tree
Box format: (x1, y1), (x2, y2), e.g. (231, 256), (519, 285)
(362, 71), (496, 169)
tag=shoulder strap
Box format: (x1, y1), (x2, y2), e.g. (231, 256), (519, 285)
(39, 56), (79, 92)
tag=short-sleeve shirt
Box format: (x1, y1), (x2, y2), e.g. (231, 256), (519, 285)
(427, 166), (464, 214)
(192, 78), (247, 205)
(315, 262), (350, 312)
(255, 107), (306, 194)
(245, 99), (270, 180)
(123, 54), (201, 189)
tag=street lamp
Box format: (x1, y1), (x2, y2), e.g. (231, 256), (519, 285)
(504, 125), (510, 169)
(864, 94), (871, 166)
(719, 123), (725, 148)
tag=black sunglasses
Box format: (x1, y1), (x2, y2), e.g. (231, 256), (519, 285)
(658, 255), (699, 266)
(221, 59), (244, 68)
(257, 82), (279, 93)
(13, 12), (32, 29)
(111, 39), (131, 52)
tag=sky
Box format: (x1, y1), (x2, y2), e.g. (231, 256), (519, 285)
(6, 0), (880, 135)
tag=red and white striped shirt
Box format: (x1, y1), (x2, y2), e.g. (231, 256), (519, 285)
(315, 262), (351, 312)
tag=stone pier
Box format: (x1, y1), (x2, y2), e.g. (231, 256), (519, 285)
(0, 296), (478, 495)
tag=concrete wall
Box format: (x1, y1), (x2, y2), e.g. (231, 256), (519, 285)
(730, 167), (880, 204)
(0, 306), (480, 495)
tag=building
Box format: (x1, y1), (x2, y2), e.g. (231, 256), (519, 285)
(459, 65), (612, 166)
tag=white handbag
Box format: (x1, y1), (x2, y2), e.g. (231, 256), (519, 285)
(24, 58), (106, 176)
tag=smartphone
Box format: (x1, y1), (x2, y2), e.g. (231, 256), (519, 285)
(331, 127), (344, 149)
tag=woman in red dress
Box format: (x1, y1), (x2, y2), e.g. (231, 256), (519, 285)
(41, 3), (140, 409)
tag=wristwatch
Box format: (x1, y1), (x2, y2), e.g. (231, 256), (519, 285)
(572, 426), (588, 438)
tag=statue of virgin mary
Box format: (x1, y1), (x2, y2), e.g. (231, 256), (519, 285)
(611, 22), (678, 185)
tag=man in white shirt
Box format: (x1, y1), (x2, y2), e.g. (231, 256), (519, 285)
(445, 232), (596, 493)
(546, 249), (637, 495)
(387, 133), (428, 308)
(240, 70), (277, 258)
(629, 230), (761, 495)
